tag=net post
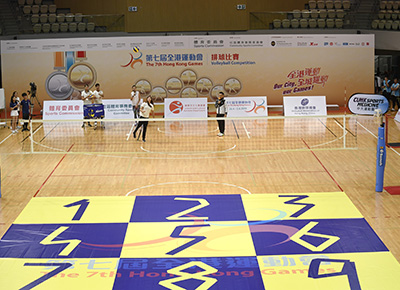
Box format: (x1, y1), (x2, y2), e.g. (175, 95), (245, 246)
(30, 120), (34, 154)
(343, 114), (346, 149)
(385, 114), (389, 147)
(375, 110), (386, 192)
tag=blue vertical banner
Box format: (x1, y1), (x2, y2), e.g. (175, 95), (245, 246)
(375, 123), (386, 192)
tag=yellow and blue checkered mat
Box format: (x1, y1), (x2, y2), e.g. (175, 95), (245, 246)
(0, 192), (399, 289)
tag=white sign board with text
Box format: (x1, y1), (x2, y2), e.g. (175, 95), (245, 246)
(225, 96), (267, 117)
(395, 109), (400, 123)
(164, 98), (207, 118)
(284, 96), (327, 116)
(103, 99), (133, 119)
(0, 89), (5, 110)
(43, 100), (83, 120)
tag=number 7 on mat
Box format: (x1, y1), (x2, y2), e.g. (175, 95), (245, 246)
(20, 263), (72, 290)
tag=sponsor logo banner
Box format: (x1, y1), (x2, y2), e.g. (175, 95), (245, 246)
(226, 96), (268, 117)
(43, 100), (83, 120)
(348, 94), (389, 115)
(103, 99), (133, 119)
(164, 98), (207, 118)
(284, 96), (327, 116)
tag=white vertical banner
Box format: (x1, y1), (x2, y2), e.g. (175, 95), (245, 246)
(225, 96), (267, 117)
(0, 89), (5, 110)
(164, 98), (207, 118)
(283, 96), (327, 116)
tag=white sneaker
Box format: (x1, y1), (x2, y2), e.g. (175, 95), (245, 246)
(217, 133), (224, 137)
(12, 130), (17, 134)
(17, 126), (21, 129)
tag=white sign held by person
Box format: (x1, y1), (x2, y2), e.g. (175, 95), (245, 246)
(284, 96), (327, 116)
(43, 100), (83, 120)
(103, 99), (133, 119)
(225, 96), (268, 117)
(395, 109), (400, 123)
(164, 98), (207, 118)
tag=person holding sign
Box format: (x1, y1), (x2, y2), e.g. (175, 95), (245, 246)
(93, 83), (104, 129)
(215, 92), (228, 137)
(133, 96), (154, 142)
(93, 83), (104, 104)
(81, 84), (93, 128)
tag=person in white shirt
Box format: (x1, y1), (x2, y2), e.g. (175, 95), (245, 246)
(93, 83), (104, 104)
(132, 96), (154, 142)
(81, 84), (93, 128)
(15, 91), (21, 129)
(130, 84), (141, 120)
(93, 83), (104, 128)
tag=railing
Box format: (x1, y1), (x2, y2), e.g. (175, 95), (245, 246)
(82, 14), (125, 32)
(249, 11), (390, 30)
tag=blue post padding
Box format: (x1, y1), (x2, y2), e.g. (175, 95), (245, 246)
(375, 124), (386, 192)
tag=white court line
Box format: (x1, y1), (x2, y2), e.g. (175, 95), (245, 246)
(126, 122), (136, 141)
(357, 121), (400, 157)
(157, 127), (219, 134)
(31, 124), (43, 137)
(126, 181), (252, 196)
(242, 122), (251, 139)
(32, 139), (66, 152)
(140, 144), (237, 155)
(0, 132), (14, 145)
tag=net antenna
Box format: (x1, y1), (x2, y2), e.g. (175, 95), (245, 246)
(373, 108), (384, 126)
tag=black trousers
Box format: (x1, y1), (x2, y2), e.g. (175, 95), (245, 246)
(133, 116), (149, 140)
(394, 96), (400, 110)
(133, 106), (140, 119)
(22, 112), (29, 129)
(216, 113), (225, 134)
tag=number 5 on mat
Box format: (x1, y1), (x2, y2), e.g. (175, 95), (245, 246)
(167, 224), (210, 255)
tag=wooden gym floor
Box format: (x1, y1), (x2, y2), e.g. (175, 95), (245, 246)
(0, 113), (400, 262)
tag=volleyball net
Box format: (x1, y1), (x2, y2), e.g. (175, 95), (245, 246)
(25, 115), (358, 155)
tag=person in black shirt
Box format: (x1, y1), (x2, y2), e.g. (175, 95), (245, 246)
(20, 92), (31, 132)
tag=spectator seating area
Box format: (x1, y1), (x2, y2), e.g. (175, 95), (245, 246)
(372, 1), (400, 30)
(272, 0), (351, 29)
(18, 0), (95, 33)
